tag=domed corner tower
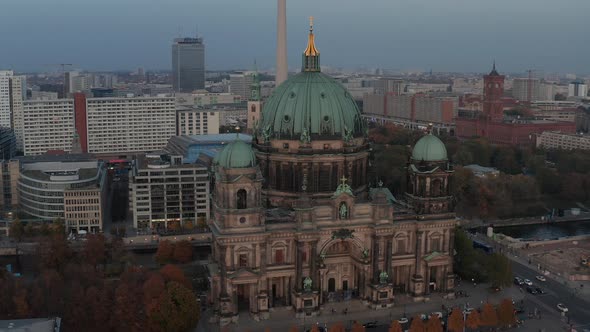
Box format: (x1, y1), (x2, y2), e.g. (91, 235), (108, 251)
(405, 129), (454, 215)
(211, 136), (265, 233)
(253, 19), (369, 208)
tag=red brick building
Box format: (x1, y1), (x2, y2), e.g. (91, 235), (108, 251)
(455, 65), (575, 145)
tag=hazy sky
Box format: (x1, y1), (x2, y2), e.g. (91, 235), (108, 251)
(1, 0), (588, 74)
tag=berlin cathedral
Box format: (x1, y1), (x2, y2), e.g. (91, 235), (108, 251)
(208, 21), (457, 325)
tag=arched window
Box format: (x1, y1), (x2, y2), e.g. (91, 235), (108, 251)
(237, 189), (247, 209)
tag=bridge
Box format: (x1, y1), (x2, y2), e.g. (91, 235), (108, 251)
(363, 114), (455, 135)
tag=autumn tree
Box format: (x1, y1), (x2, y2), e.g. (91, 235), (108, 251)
(155, 240), (174, 264)
(447, 308), (464, 332)
(409, 316), (425, 332)
(497, 299), (517, 328)
(39, 234), (72, 272)
(389, 320), (403, 332)
(173, 240), (193, 263)
(310, 325), (320, 332)
(143, 273), (166, 314)
(479, 303), (498, 329)
(147, 281), (200, 332)
(288, 326), (299, 332)
(465, 310), (480, 331)
(160, 264), (192, 290)
(328, 322), (345, 332)
(84, 234), (107, 269)
(12, 282), (30, 318)
(112, 282), (145, 332)
(350, 321), (366, 332)
(425, 315), (443, 332)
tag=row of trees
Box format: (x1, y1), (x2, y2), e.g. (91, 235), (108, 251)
(155, 240), (194, 264)
(454, 229), (512, 287)
(255, 299), (517, 331)
(0, 234), (200, 332)
(369, 123), (590, 219)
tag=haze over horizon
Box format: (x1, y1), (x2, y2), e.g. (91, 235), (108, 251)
(1, 0), (588, 75)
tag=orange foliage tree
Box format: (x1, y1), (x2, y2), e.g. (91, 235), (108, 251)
(425, 315), (443, 332)
(480, 303), (498, 329)
(447, 308), (465, 332)
(389, 320), (403, 332)
(351, 321), (366, 332)
(497, 299), (517, 328)
(159, 264), (192, 290)
(155, 240), (174, 264)
(288, 326), (299, 332)
(409, 316), (425, 332)
(173, 240), (193, 263)
(328, 322), (346, 332)
(465, 310), (481, 331)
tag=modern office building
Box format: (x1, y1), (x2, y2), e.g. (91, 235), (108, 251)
(229, 72), (255, 100)
(14, 154), (106, 233)
(175, 92), (242, 107)
(536, 131), (590, 150)
(129, 152), (210, 231)
(172, 37), (205, 92)
(512, 78), (541, 102)
(0, 127), (16, 161)
(176, 106), (220, 136)
(0, 159), (19, 211)
(22, 99), (75, 156)
(569, 81), (588, 98)
(83, 96), (176, 155)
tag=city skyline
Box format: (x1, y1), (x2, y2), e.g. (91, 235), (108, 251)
(1, 0), (589, 74)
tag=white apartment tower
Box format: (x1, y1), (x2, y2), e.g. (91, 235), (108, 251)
(22, 99), (75, 156)
(0, 71), (26, 150)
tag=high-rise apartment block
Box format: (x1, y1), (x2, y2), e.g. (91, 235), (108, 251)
(129, 153), (210, 230)
(84, 96), (176, 154)
(22, 99), (75, 156)
(172, 37), (205, 92)
(229, 73), (255, 100)
(0, 71), (26, 150)
(512, 78), (541, 102)
(176, 106), (220, 136)
(568, 81), (588, 98)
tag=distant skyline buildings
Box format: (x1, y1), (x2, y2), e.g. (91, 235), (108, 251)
(1, 0), (590, 74)
(172, 37), (205, 92)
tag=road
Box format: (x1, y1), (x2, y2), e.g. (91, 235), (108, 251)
(511, 258), (590, 330)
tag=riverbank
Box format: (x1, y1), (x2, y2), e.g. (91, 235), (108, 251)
(463, 212), (590, 229)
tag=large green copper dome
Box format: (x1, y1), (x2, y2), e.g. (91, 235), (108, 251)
(411, 134), (448, 162)
(260, 72), (365, 140)
(214, 139), (256, 169)
(259, 22), (365, 141)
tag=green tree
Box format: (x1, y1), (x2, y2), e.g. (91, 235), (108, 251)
(9, 219), (25, 242)
(485, 253), (513, 288)
(148, 281), (200, 332)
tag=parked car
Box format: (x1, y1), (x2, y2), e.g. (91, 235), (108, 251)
(535, 287), (546, 294)
(430, 312), (443, 319)
(463, 308), (475, 316)
(524, 279), (533, 286)
(514, 277), (524, 285)
(526, 287), (538, 294)
(363, 321), (379, 328)
(557, 303), (568, 312)
(398, 317), (409, 325)
(535, 275), (546, 282)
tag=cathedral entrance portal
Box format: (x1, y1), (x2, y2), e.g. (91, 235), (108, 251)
(320, 238), (368, 303)
(328, 278), (336, 292)
(237, 284), (250, 311)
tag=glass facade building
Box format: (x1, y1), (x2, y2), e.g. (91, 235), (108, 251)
(172, 37), (205, 93)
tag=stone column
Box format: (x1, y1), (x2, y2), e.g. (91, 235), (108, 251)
(448, 229), (455, 255)
(296, 240), (303, 291)
(372, 235), (379, 283)
(385, 236), (393, 282)
(230, 245), (235, 270)
(414, 232), (423, 276)
(220, 246), (228, 295)
(311, 241), (319, 291)
(287, 276), (292, 305)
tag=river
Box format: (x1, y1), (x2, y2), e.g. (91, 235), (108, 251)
(494, 219), (590, 240)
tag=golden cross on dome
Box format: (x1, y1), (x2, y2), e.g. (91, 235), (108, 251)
(309, 16), (314, 31)
(340, 176), (348, 186)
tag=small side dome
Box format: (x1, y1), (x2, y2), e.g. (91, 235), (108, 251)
(215, 139), (256, 169)
(411, 134), (448, 162)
